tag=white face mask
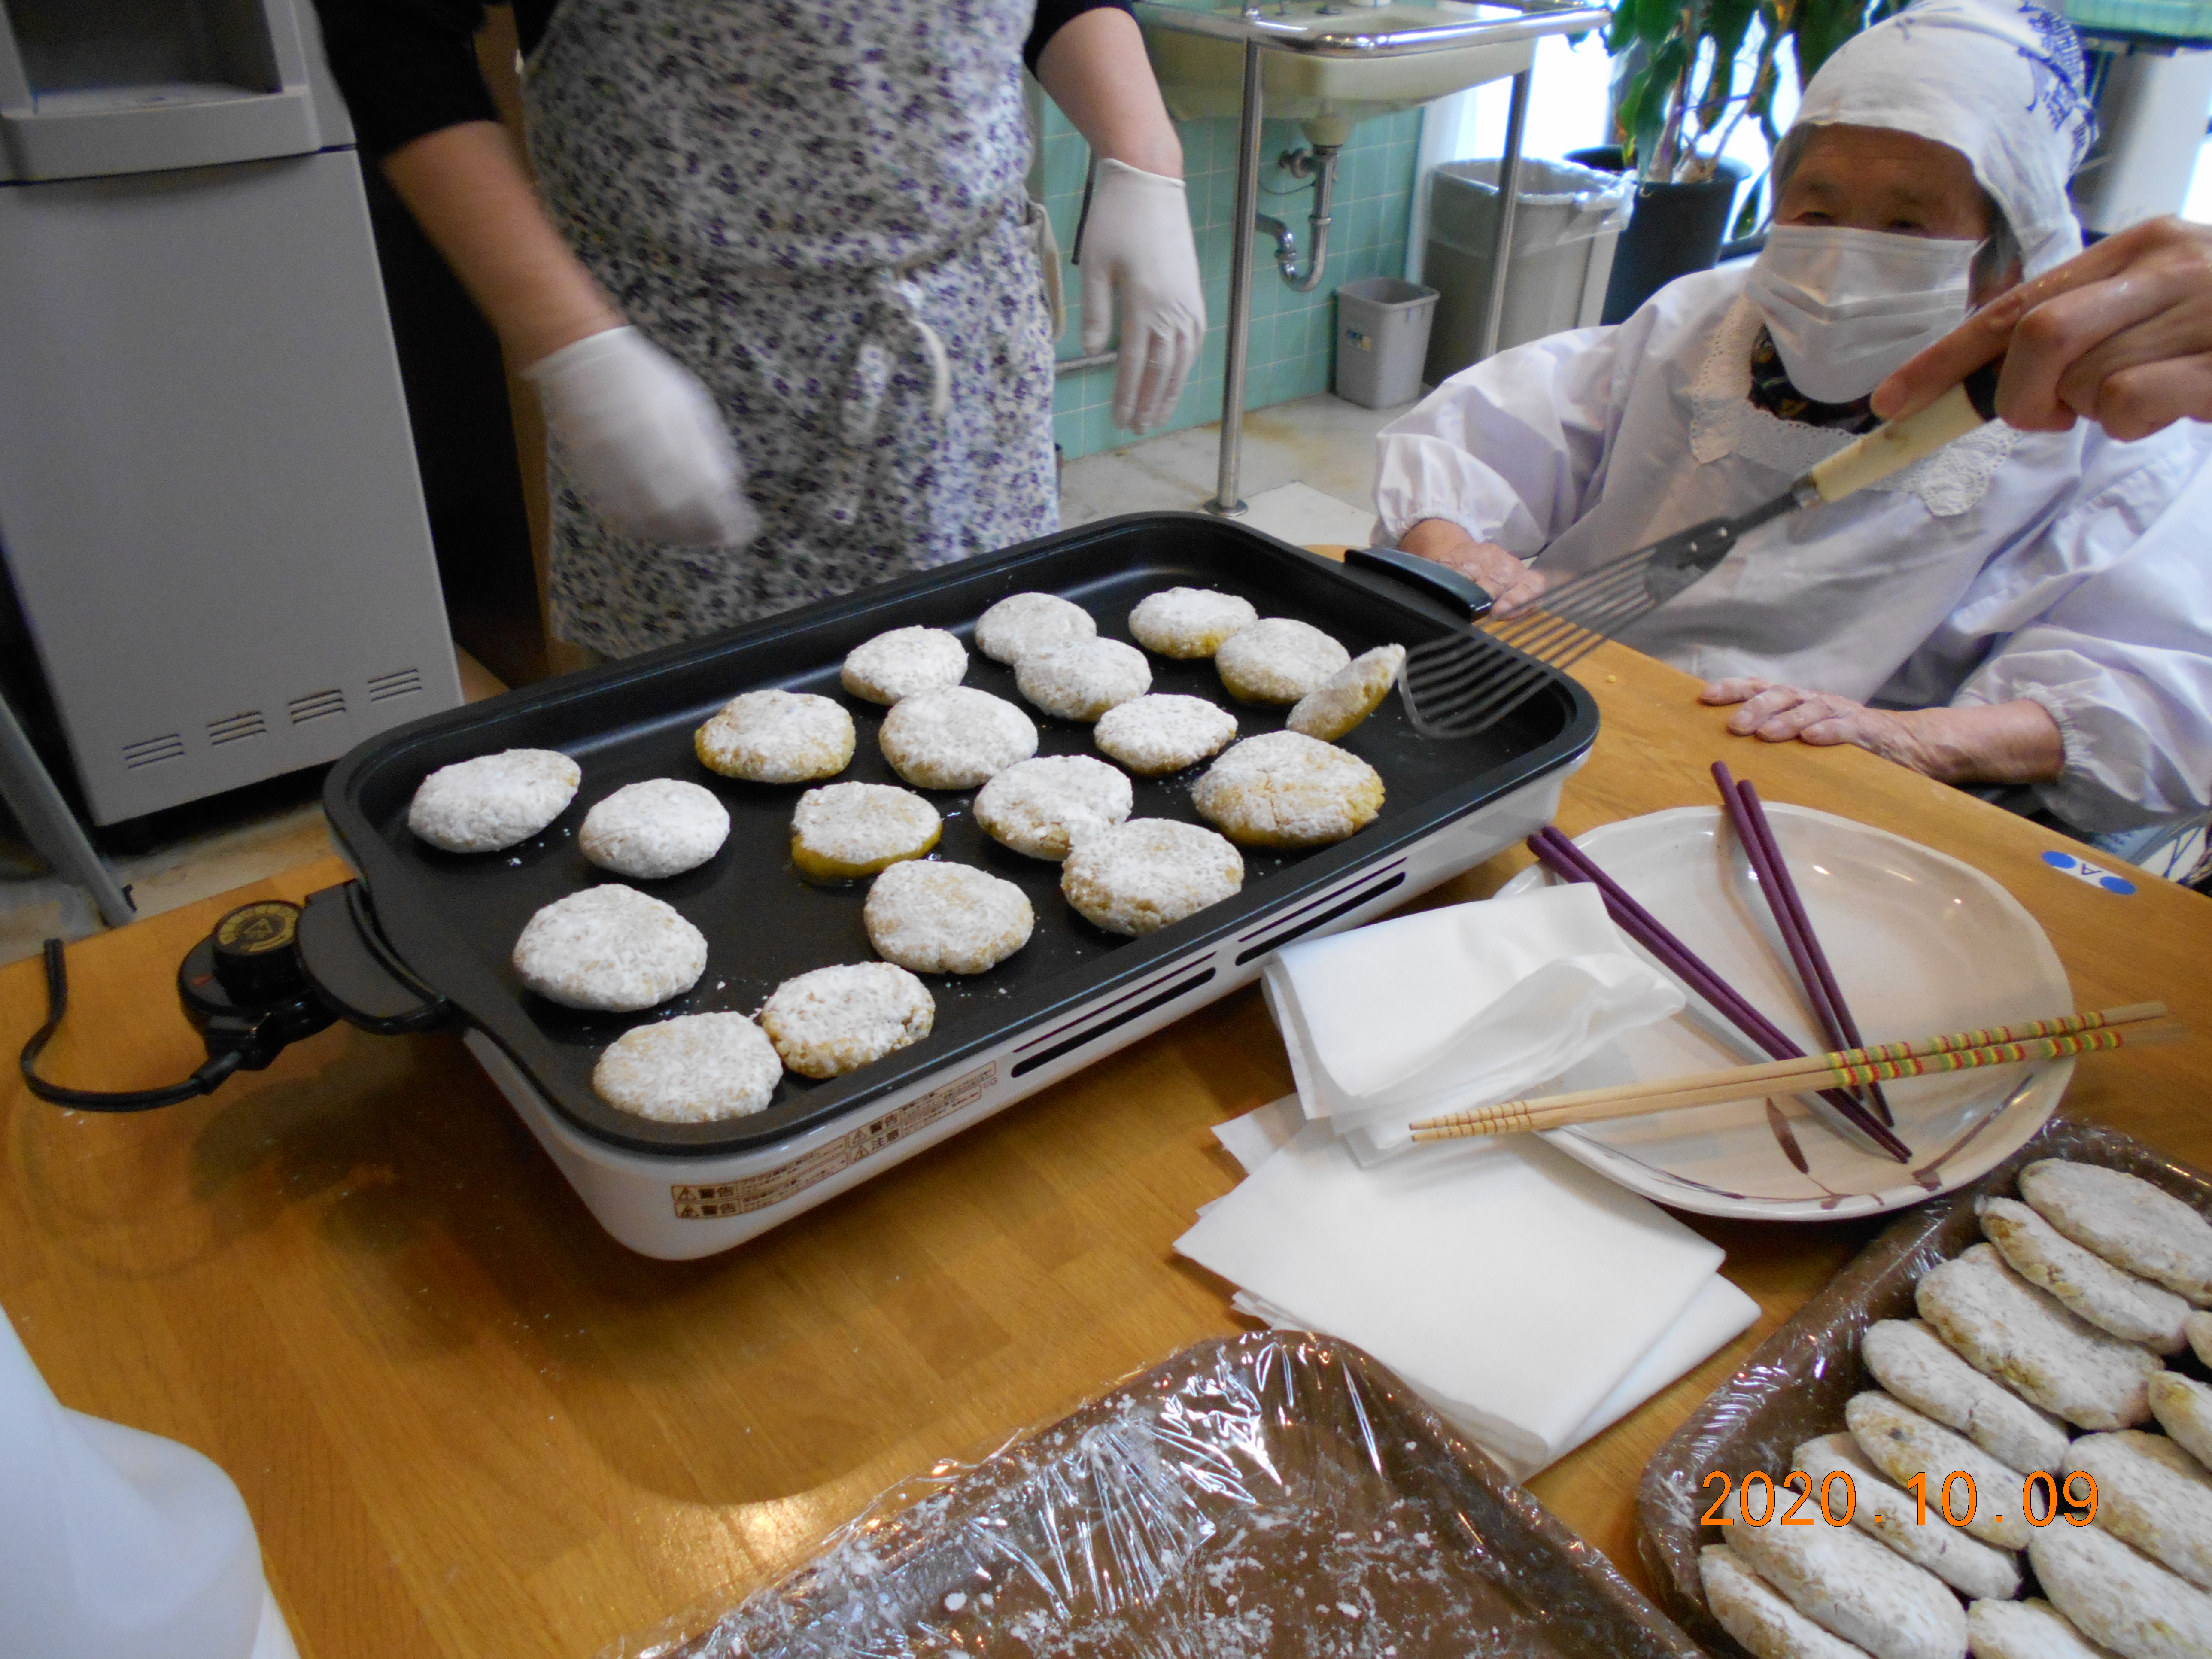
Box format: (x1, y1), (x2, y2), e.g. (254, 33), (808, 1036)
(1744, 224), (1979, 405)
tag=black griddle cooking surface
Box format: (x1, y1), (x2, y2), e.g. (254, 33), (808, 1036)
(325, 514), (1596, 1157)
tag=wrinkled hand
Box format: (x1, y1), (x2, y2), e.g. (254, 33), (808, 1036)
(1699, 679), (2067, 786)
(1079, 160), (1207, 433)
(1872, 216), (2212, 441)
(523, 326), (759, 547)
(1397, 519), (1549, 615)
(1702, 678), (1930, 765)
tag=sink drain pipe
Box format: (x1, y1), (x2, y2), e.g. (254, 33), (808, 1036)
(1255, 143), (1340, 293)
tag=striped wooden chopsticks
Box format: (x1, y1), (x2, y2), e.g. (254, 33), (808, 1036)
(1407, 1003), (2174, 1143)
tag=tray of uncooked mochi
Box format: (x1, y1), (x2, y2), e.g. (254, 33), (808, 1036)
(601, 1331), (1705, 1659)
(310, 511), (1593, 1255)
(1636, 1115), (2212, 1659)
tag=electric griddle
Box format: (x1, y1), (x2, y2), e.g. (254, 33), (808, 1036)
(104, 514), (1596, 1258)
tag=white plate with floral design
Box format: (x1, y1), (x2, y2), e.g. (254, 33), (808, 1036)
(1496, 805), (2072, 1220)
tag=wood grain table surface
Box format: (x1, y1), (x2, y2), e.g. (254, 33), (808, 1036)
(5, 630), (2206, 1659)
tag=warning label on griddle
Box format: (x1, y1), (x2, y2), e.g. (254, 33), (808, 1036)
(670, 1062), (999, 1220)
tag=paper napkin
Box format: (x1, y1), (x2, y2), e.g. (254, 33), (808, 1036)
(1260, 884), (1683, 1160)
(1176, 1118), (1724, 1479)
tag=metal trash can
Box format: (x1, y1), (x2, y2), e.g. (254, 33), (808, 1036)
(1334, 278), (1440, 409)
(1422, 156), (1629, 382)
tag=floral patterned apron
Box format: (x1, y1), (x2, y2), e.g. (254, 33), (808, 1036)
(524, 0), (1058, 656)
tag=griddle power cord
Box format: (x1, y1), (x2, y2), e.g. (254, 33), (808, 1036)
(19, 937), (243, 1111)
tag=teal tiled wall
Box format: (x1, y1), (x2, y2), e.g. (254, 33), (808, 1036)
(1040, 105), (1425, 462)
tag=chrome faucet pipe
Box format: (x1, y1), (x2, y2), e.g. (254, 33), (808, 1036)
(1206, 40), (1266, 518)
(1280, 144), (1337, 293)
(1254, 209), (1300, 269)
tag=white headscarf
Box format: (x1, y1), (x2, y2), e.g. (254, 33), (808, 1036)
(1789, 0), (2095, 277)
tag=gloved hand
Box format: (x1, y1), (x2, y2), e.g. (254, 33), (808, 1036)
(523, 326), (760, 547)
(1078, 159), (1206, 433)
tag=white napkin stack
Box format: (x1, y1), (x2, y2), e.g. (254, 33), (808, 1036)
(1180, 1109), (1753, 1480)
(1260, 884), (1684, 1161)
(1183, 884), (1758, 1481)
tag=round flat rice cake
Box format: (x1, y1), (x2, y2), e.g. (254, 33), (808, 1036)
(1092, 693), (1237, 775)
(973, 755), (1132, 860)
(1128, 586), (1257, 659)
(878, 687), (1038, 789)
(1014, 638), (1151, 722)
(408, 748), (579, 852)
(840, 626), (967, 705)
(1213, 617), (1350, 704)
(579, 779), (730, 879)
(2150, 1373), (2212, 1471)
(973, 592), (1095, 665)
(695, 690), (855, 783)
(1061, 819), (1243, 937)
(2031, 1520), (2212, 1659)
(2066, 1431), (2212, 1590)
(863, 860), (1033, 975)
(1719, 1483), (1966, 1659)
(790, 782), (941, 881)
(1287, 644), (1405, 741)
(592, 1012), (781, 1123)
(2020, 1159), (2212, 1307)
(1981, 1196), (2189, 1352)
(1193, 730), (1384, 848)
(1916, 1243), (2160, 1430)
(1968, 1599), (2125, 1659)
(1793, 1432), (2020, 1602)
(512, 885), (706, 1012)
(1700, 1544), (1873, 1659)
(760, 963), (933, 1079)
(1860, 1319), (2068, 1477)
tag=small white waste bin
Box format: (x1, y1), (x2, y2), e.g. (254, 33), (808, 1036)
(1422, 156), (1629, 382)
(1334, 278), (1440, 409)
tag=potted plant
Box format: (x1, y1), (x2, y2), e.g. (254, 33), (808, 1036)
(1573, 0), (1885, 319)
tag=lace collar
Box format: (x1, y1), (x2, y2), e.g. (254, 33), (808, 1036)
(1687, 295), (2020, 518)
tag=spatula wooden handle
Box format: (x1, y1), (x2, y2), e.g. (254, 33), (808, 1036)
(1807, 381), (1988, 504)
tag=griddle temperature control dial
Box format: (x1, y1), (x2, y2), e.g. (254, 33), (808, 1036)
(179, 899), (337, 1071)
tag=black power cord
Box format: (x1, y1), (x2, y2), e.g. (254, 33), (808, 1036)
(20, 937), (244, 1111)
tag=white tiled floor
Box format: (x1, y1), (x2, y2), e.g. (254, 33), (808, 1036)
(1061, 392), (1404, 532)
(0, 398), (1395, 965)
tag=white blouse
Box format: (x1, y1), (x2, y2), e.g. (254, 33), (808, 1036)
(1373, 266), (2212, 831)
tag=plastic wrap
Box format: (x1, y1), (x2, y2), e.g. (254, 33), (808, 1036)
(609, 1332), (1704, 1659)
(1633, 1114), (2212, 1656)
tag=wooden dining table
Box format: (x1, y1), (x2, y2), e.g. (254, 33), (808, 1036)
(4, 627), (2207, 1659)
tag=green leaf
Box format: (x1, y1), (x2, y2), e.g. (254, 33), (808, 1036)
(1629, 34), (1688, 173)
(1792, 0), (1869, 87)
(1731, 173), (1768, 239)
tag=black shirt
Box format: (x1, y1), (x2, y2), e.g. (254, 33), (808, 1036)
(313, 0), (1137, 159)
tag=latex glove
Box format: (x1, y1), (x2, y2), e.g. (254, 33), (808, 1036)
(523, 326), (759, 547)
(1079, 159), (1206, 433)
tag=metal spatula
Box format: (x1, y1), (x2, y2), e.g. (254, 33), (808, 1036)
(1352, 365), (2002, 740)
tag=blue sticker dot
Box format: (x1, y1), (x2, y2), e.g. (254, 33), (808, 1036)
(2098, 874), (2137, 895)
(2042, 850), (2078, 870)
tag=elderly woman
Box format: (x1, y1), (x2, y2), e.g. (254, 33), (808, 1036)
(1376, 0), (2212, 836)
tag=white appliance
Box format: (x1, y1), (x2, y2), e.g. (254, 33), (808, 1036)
(459, 772), (1577, 1260)
(0, 0), (460, 826)
(2073, 43), (2212, 234)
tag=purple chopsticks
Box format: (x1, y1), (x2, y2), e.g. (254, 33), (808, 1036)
(1713, 762), (1893, 1127)
(1526, 825), (1911, 1163)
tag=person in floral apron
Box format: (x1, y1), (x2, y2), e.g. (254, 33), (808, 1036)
(316, 0), (1203, 656)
